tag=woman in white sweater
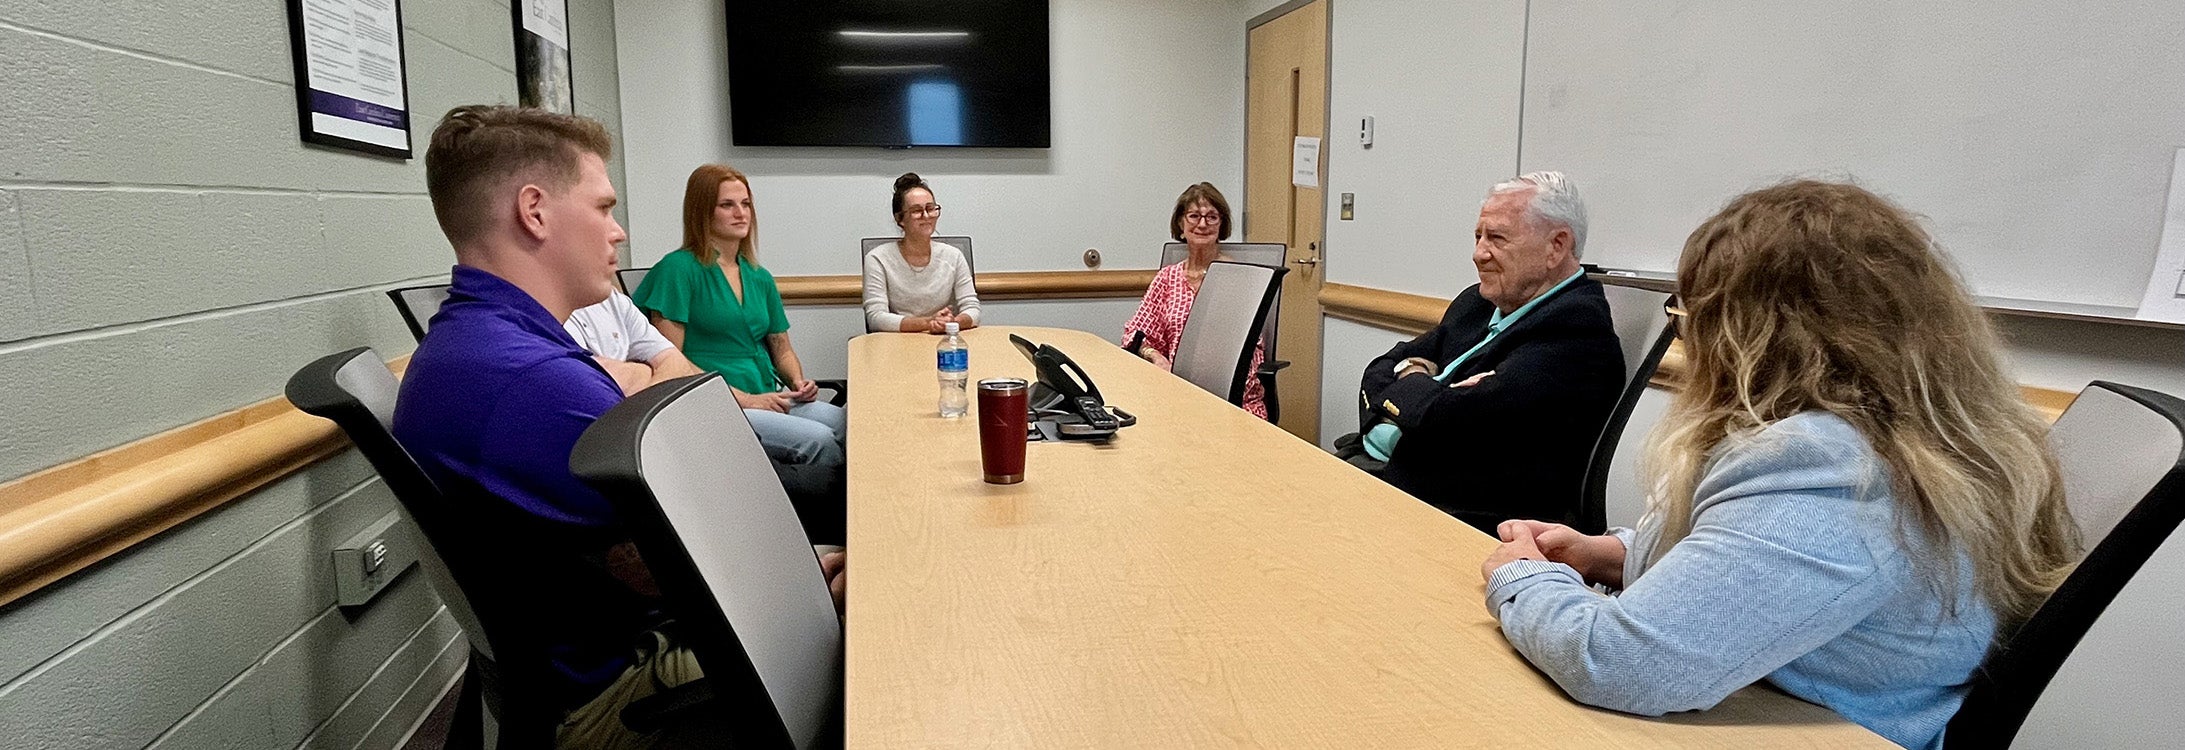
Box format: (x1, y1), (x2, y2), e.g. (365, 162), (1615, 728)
(863, 172), (981, 333)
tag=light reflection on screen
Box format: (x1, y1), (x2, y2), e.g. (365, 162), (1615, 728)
(906, 79), (966, 146)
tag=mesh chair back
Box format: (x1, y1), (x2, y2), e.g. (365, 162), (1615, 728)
(2050, 385), (2185, 545)
(1596, 386), (1671, 530)
(1159, 242), (1286, 268)
(618, 267), (650, 295)
(1947, 381), (2185, 747)
(1575, 284), (1679, 533)
(1598, 284), (1674, 389)
(1171, 261), (1286, 405)
(1161, 242), (1286, 361)
(570, 374), (842, 749)
(288, 348), (571, 747)
(388, 285), (452, 342)
(860, 236), (975, 274)
(286, 349), (486, 647)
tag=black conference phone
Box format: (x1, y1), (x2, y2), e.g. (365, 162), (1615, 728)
(1009, 334), (1136, 439)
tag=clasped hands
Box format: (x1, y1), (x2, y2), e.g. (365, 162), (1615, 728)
(735, 380), (821, 413)
(1479, 519), (1628, 589)
(913, 306), (960, 334)
(1140, 347), (1173, 371)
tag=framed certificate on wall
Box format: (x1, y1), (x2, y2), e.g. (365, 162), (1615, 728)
(514, 0), (575, 114)
(283, 0), (414, 159)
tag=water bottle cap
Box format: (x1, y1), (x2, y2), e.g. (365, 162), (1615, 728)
(944, 322), (960, 334)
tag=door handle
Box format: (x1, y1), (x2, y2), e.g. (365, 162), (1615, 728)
(1294, 241), (1321, 266)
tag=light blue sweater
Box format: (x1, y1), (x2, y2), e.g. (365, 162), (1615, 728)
(1485, 412), (1995, 749)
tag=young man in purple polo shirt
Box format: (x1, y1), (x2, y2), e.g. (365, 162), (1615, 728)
(393, 105), (845, 749)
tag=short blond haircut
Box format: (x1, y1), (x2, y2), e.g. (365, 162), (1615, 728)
(425, 105), (613, 247)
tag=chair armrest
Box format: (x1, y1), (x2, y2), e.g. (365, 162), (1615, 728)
(1258, 359), (1292, 375)
(813, 378), (849, 407)
(620, 676), (716, 734)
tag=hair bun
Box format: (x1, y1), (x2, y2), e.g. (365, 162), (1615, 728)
(894, 172), (925, 193)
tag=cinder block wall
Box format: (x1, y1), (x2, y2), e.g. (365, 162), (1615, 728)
(0, 1), (624, 747)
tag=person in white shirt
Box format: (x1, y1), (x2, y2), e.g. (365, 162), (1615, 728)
(862, 172), (981, 333)
(565, 289), (844, 540)
(564, 289), (702, 394)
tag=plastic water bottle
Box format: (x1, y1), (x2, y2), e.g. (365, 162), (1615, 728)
(937, 322), (969, 418)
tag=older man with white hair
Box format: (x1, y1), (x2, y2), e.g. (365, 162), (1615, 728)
(1337, 171), (1625, 533)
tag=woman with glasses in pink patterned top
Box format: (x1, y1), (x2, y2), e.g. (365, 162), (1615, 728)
(1121, 182), (1269, 420)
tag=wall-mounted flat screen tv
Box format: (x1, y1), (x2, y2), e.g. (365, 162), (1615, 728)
(726, 1), (1051, 148)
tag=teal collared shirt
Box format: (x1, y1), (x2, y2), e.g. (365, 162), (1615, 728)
(1362, 269), (1586, 461)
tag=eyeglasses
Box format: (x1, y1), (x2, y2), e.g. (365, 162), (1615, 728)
(903, 203), (942, 218)
(1665, 305), (1689, 318)
(1183, 211), (1222, 226)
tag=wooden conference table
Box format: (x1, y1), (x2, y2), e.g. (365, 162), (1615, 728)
(845, 326), (1888, 748)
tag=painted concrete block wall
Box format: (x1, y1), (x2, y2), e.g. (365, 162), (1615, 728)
(0, 0), (624, 746)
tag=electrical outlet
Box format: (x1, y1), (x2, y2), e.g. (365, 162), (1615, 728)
(333, 512), (417, 608)
(1340, 193), (1355, 221)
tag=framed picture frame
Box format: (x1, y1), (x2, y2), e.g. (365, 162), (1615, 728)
(513, 0), (575, 114)
(283, 0), (415, 159)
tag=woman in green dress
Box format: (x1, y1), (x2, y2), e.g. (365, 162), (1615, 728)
(631, 163), (846, 507)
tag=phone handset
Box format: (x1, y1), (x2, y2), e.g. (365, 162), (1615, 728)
(1011, 333), (1100, 407)
(1008, 333), (1135, 437)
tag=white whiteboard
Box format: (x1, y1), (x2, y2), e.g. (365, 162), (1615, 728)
(1518, 1), (2185, 308)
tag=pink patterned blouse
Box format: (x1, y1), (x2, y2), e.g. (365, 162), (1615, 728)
(1121, 263), (1269, 420)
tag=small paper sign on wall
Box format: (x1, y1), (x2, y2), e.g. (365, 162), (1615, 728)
(284, 0), (414, 158)
(2136, 148), (2185, 323)
(1292, 136), (1322, 188)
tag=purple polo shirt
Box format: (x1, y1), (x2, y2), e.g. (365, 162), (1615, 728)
(395, 265), (623, 526)
(393, 265), (643, 703)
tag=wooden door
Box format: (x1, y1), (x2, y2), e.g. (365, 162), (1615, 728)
(1246, 0), (1327, 442)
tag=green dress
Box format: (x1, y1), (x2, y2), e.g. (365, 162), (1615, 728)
(630, 249), (790, 395)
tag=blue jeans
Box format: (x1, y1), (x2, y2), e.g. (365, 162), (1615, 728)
(746, 400), (847, 542)
(745, 400), (846, 466)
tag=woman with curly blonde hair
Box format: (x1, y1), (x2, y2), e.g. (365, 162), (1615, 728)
(1478, 180), (2078, 749)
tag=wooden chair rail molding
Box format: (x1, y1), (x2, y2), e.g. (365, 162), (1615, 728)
(778, 269), (1158, 306)
(0, 275), (2083, 607)
(1318, 282), (1447, 333)
(0, 269), (1152, 606)
(0, 358), (406, 609)
(1316, 282), (2079, 423)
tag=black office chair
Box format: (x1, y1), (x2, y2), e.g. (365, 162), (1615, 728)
(1160, 242), (1292, 421)
(287, 348), (672, 749)
(1945, 381), (2185, 747)
(570, 373), (845, 749)
(1170, 261), (1287, 412)
(388, 284), (453, 342)
(1574, 286), (1678, 534)
(617, 267), (650, 295)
